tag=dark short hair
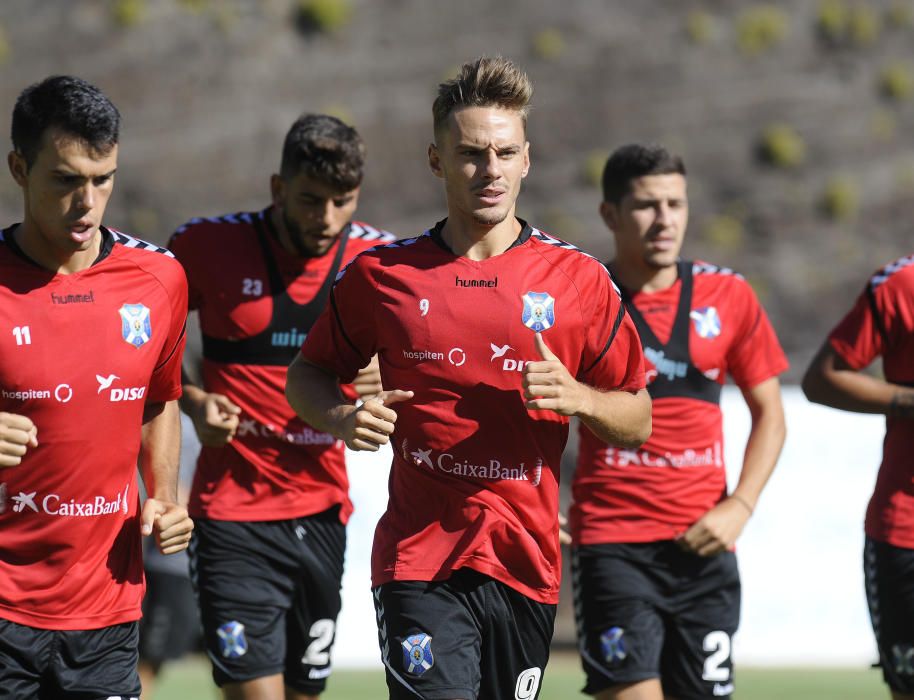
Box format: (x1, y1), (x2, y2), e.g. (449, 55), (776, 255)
(601, 144), (686, 203)
(279, 114), (365, 191)
(11, 75), (120, 169)
(433, 56), (533, 141)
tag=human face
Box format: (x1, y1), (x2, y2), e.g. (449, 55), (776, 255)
(271, 171), (360, 258)
(429, 106), (530, 229)
(601, 173), (688, 272)
(8, 128), (117, 272)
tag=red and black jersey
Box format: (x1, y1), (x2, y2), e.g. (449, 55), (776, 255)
(572, 260), (788, 545)
(0, 225), (187, 630)
(168, 208), (394, 523)
(828, 253), (914, 549)
(299, 219), (646, 604)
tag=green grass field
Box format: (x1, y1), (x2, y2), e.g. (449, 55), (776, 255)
(150, 653), (887, 699)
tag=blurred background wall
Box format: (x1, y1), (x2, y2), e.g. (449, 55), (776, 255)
(2, 0), (914, 379)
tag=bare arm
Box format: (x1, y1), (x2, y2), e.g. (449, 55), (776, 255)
(139, 400), (193, 554)
(286, 352), (413, 452)
(802, 341), (914, 418)
(177, 328), (241, 447)
(679, 376), (786, 556)
(522, 332), (651, 447)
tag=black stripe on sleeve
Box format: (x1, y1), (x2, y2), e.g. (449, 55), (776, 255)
(866, 283), (890, 346)
(154, 323), (187, 373)
(581, 302), (626, 376)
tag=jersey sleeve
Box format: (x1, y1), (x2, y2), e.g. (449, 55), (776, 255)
(167, 226), (203, 312)
(725, 279), (788, 389)
(147, 258), (189, 402)
(828, 282), (885, 370)
(299, 253), (378, 384)
(578, 265), (646, 393)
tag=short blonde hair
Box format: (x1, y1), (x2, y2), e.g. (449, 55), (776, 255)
(432, 56), (533, 140)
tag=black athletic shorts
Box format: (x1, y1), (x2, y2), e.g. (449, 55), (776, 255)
(864, 536), (914, 694)
(189, 506), (346, 693)
(139, 568), (201, 666)
(0, 618), (140, 699)
(372, 568), (556, 700)
(572, 542), (740, 700)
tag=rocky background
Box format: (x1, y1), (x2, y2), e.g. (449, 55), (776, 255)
(2, 0), (913, 378)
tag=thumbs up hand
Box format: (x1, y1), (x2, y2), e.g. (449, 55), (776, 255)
(522, 333), (591, 417)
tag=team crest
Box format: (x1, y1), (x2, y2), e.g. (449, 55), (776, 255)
(600, 627), (627, 664)
(689, 306), (721, 339)
(401, 633), (434, 676)
(119, 304), (152, 348)
(521, 291), (556, 332)
(217, 621), (248, 658)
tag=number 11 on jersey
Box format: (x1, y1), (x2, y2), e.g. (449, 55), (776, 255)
(12, 326), (31, 346)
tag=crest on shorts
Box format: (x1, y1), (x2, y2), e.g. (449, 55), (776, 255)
(119, 303), (152, 348)
(521, 291), (555, 333)
(217, 620), (248, 658)
(401, 633), (434, 675)
(600, 627), (627, 664)
(690, 306), (721, 339)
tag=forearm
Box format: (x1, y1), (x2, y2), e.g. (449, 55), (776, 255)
(140, 400), (181, 502)
(579, 387), (651, 448)
(178, 374), (207, 416)
(733, 379), (786, 510)
(805, 366), (913, 416)
(286, 353), (357, 439)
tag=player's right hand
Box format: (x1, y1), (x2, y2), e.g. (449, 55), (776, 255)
(190, 393), (241, 447)
(0, 412), (38, 467)
(343, 389), (413, 452)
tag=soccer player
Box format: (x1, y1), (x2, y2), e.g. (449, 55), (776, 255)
(168, 113), (394, 700)
(570, 144), (788, 700)
(802, 254), (914, 700)
(286, 56), (651, 700)
(0, 75), (192, 699)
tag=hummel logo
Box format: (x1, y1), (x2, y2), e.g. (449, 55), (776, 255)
(490, 343), (512, 361)
(12, 491), (38, 513)
(96, 374), (119, 393)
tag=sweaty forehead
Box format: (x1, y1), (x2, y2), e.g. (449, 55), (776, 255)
(445, 106), (526, 147)
(35, 130), (118, 174)
(627, 173), (687, 200)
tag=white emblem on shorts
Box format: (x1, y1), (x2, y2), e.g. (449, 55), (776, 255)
(217, 621), (248, 658)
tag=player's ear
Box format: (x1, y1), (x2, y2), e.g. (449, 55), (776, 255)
(269, 174), (285, 208)
(599, 200), (619, 231)
(8, 151), (27, 187)
(521, 141), (530, 179)
(428, 143), (444, 179)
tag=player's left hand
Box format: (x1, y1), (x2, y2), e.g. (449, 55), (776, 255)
(677, 497), (751, 557)
(141, 499), (194, 555)
(353, 355), (383, 401)
(523, 333), (589, 416)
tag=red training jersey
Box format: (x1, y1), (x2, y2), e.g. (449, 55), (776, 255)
(0, 225), (187, 630)
(828, 253), (914, 549)
(572, 260), (788, 544)
(169, 208), (394, 523)
(300, 220), (646, 604)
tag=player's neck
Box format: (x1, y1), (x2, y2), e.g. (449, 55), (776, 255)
(269, 207), (299, 258)
(13, 221), (101, 275)
(439, 211), (521, 261)
(609, 257), (679, 294)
